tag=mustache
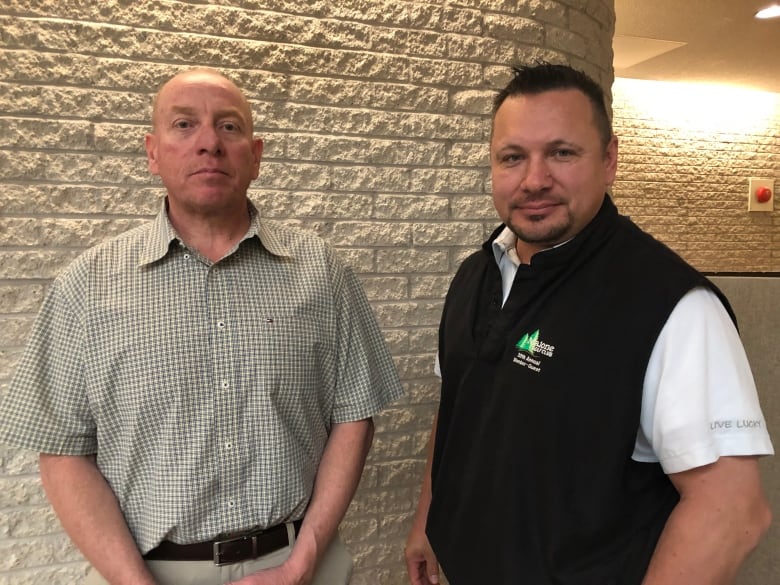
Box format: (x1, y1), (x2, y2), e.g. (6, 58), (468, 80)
(511, 193), (560, 206)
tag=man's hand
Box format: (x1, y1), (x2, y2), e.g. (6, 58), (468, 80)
(405, 527), (440, 585)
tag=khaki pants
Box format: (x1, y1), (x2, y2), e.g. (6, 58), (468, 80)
(83, 533), (352, 585)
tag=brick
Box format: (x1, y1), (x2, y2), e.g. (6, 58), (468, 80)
(0, 285), (45, 314)
(358, 276), (408, 301)
(545, 26), (588, 59)
(0, 82), (150, 121)
(446, 34), (516, 63)
(410, 168), (484, 194)
(0, 506), (59, 538)
(375, 459), (426, 489)
(93, 123), (148, 154)
(0, 534), (81, 571)
(410, 276), (452, 299)
(378, 329), (409, 354)
(0, 218), (146, 248)
(376, 249), (450, 274)
(0, 351), (23, 383)
(0, 251), (81, 281)
(338, 516), (378, 543)
(284, 135), (446, 166)
(449, 142), (489, 167)
(257, 162), (332, 190)
(331, 222), (411, 246)
(252, 191), (373, 219)
(1, 185), (160, 215)
(392, 354), (441, 379)
(331, 167), (412, 193)
(408, 328), (438, 353)
(350, 539), (405, 570)
(374, 405), (437, 434)
(371, 302), (444, 329)
(450, 195), (495, 219)
(347, 487), (416, 517)
(370, 431), (430, 460)
(0, 446), (38, 476)
(0, 118), (94, 151)
(412, 222), (483, 246)
(436, 5), (482, 34)
(0, 477), (47, 509)
(408, 59), (482, 89)
(373, 196), (449, 221)
(403, 380), (441, 405)
(0, 564), (88, 585)
(0, 317), (33, 347)
(331, 248), (375, 273)
(484, 14), (545, 44)
(287, 77), (449, 112)
(0, 151), (149, 184)
(350, 567), (404, 585)
(378, 511), (415, 539)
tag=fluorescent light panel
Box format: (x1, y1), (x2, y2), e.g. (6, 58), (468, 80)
(755, 4), (780, 18)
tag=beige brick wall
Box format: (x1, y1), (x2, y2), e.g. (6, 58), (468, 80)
(612, 78), (780, 272)
(0, 1), (614, 583)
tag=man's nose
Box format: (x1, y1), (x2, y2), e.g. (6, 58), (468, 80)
(522, 156), (552, 192)
(196, 125), (223, 155)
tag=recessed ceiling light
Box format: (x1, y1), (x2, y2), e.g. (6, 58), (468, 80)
(755, 4), (780, 18)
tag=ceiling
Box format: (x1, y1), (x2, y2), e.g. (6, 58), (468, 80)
(613, 0), (780, 94)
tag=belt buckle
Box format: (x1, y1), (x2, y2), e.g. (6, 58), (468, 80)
(213, 533), (258, 566)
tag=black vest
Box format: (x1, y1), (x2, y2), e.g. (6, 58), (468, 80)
(428, 196), (733, 585)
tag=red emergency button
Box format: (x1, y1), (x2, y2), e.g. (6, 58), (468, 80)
(756, 186), (772, 203)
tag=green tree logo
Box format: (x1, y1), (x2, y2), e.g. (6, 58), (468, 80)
(516, 330), (540, 355)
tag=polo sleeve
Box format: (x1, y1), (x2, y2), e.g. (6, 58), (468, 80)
(0, 278), (97, 455)
(330, 267), (404, 424)
(634, 287), (774, 474)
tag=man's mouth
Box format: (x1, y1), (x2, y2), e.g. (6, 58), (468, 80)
(191, 168), (228, 176)
(517, 200), (559, 213)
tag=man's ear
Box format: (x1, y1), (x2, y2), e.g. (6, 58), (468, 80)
(251, 138), (264, 179)
(604, 134), (618, 186)
(145, 133), (160, 176)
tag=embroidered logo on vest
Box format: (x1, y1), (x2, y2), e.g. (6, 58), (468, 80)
(512, 329), (555, 373)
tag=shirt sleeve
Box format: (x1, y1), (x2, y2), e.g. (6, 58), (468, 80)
(632, 286), (774, 474)
(0, 278), (97, 455)
(330, 266), (404, 423)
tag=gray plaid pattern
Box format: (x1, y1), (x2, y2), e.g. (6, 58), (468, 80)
(0, 201), (403, 553)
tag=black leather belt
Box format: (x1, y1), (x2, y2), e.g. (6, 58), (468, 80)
(144, 520), (302, 566)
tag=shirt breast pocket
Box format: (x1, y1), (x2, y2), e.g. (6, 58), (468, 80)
(241, 311), (334, 417)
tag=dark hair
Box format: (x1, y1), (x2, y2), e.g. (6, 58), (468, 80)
(493, 63), (613, 150)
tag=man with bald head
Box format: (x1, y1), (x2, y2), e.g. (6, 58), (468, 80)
(0, 68), (403, 585)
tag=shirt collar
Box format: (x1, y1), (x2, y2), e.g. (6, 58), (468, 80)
(138, 198), (293, 267)
(491, 226), (521, 267)
(489, 225), (577, 269)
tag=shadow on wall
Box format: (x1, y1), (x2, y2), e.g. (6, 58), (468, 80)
(708, 275), (780, 584)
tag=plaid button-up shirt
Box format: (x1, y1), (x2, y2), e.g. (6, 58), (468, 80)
(0, 201), (403, 552)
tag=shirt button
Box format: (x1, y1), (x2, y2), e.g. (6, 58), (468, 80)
(228, 501), (235, 508)
(217, 321), (226, 330)
(225, 442), (232, 450)
(221, 380), (230, 390)
(183, 253), (191, 260)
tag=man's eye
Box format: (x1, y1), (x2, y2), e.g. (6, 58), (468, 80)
(552, 149), (575, 159)
(222, 122), (240, 132)
(173, 120), (191, 129)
